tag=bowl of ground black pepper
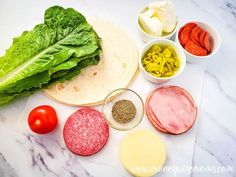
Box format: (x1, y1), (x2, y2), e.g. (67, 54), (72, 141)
(102, 88), (144, 131)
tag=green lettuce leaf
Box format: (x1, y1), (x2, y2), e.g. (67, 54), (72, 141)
(0, 6), (101, 105)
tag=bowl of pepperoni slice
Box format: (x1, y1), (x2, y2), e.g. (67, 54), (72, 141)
(175, 21), (220, 63)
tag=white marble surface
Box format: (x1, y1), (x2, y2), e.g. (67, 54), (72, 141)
(0, 0), (235, 177)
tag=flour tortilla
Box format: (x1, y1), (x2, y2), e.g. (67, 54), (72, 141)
(45, 19), (139, 106)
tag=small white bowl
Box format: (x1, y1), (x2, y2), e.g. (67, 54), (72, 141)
(175, 20), (221, 64)
(139, 39), (186, 84)
(137, 7), (179, 42)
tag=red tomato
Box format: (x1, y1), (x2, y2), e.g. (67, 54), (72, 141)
(28, 105), (58, 134)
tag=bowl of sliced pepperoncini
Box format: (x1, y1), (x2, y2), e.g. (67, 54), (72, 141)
(102, 88), (144, 131)
(140, 39), (186, 84)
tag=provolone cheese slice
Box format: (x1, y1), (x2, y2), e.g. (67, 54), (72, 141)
(120, 129), (166, 177)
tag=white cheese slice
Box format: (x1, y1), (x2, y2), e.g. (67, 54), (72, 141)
(148, 0), (177, 33)
(141, 9), (155, 18)
(139, 14), (163, 36)
(120, 130), (166, 177)
(148, 0), (168, 9)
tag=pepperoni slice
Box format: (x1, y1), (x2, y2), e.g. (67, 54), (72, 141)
(199, 31), (207, 48)
(178, 22), (197, 46)
(63, 108), (109, 156)
(204, 33), (211, 52)
(185, 40), (207, 56)
(178, 27), (184, 45)
(190, 26), (202, 45)
(179, 22), (212, 56)
(183, 22), (197, 29)
(179, 27), (192, 46)
(148, 86), (197, 135)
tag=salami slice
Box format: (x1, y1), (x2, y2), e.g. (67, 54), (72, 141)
(63, 108), (109, 156)
(149, 86), (197, 134)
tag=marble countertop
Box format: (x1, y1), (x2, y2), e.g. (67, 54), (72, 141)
(0, 0), (235, 177)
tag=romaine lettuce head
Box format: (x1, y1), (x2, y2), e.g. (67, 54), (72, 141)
(0, 6), (101, 105)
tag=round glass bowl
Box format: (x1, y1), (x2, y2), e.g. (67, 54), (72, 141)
(102, 88), (144, 131)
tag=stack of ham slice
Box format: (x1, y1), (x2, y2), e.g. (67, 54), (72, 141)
(145, 86), (197, 134)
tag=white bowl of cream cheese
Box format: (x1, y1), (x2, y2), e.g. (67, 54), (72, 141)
(137, 0), (179, 42)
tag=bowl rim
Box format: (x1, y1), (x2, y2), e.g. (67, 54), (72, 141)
(176, 20), (221, 59)
(102, 88), (144, 131)
(139, 39), (186, 81)
(137, 6), (179, 39)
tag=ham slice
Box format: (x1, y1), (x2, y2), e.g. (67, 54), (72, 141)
(145, 92), (168, 133)
(148, 86), (197, 134)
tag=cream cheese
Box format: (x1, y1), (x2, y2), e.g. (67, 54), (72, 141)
(139, 0), (177, 36)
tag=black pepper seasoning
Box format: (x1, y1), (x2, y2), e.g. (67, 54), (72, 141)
(112, 99), (136, 124)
